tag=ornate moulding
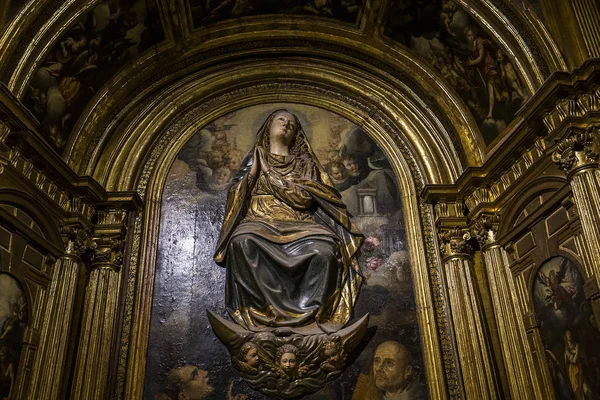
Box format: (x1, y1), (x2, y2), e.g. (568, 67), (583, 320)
(1, 0), (566, 172)
(423, 60), (600, 221)
(64, 42), (477, 177)
(88, 60), (467, 191)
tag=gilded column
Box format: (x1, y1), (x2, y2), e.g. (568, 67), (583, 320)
(553, 125), (600, 278)
(473, 214), (542, 400)
(71, 210), (127, 400)
(439, 227), (498, 400)
(28, 227), (93, 399)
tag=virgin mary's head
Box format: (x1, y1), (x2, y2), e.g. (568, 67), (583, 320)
(269, 111), (298, 147)
(259, 110), (303, 154)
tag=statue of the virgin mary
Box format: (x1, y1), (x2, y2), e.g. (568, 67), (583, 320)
(213, 109), (364, 333)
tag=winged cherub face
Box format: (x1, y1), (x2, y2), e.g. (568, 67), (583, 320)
(280, 352), (297, 372)
(245, 347), (259, 368)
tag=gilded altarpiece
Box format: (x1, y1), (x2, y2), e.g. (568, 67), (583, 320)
(144, 104), (429, 399)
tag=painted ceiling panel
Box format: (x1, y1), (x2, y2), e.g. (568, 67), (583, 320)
(189, 0), (364, 28)
(23, 0), (165, 151)
(384, 0), (530, 145)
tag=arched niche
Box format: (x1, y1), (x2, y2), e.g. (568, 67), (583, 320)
(0, 0), (566, 173)
(116, 94), (452, 398)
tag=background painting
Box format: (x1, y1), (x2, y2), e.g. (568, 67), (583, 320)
(384, 0), (529, 145)
(189, 0), (363, 29)
(144, 104), (427, 399)
(533, 257), (600, 399)
(0, 273), (28, 399)
(24, 0), (165, 152)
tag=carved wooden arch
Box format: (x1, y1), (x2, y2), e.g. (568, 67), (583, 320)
(0, 188), (64, 251)
(68, 44), (477, 181)
(498, 175), (569, 238)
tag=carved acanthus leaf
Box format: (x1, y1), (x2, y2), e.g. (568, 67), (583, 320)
(472, 213), (501, 247)
(438, 226), (474, 257)
(552, 126), (600, 174)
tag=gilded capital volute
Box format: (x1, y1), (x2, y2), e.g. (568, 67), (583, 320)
(438, 226), (474, 261)
(472, 213), (501, 250)
(86, 208), (129, 271)
(552, 125), (600, 177)
(89, 236), (124, 271)
(60, 225), (95, 261)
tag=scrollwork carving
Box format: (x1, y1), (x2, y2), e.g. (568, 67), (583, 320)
(92, 236), (124, 267)
(438, 226), (474, 259)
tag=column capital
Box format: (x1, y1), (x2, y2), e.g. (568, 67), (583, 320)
(472, 212), (501, 249)
(60, 225), (95, 261)
(89, 236), (124, 271)
(552, 125), (600, 177)
(88, 208), (128, 271)
(438, 226), (474, 261)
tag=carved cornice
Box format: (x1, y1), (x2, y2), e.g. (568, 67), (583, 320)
(543, 89), (600, 134)
(423, 61), (600, 221)
(434, 201), (467, 221)
(438, 227), (474, 260)
(552, 125), (600, 176)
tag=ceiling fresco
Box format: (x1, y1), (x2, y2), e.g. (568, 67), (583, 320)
(23, 0), (165, 151)
(189, 0), (364, 29)
(384, 0), (530, 145)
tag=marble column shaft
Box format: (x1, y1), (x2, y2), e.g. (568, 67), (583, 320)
(480, 241), (542, 399)
(440, 230), (498, 400)
(28, 253), (81, 399)
(71, 263), (121, 400)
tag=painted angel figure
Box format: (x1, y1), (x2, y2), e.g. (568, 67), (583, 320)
(537, 260), (577, 311)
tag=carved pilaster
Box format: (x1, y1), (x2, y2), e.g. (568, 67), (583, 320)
(71, 210), (127, 400)
(438, 226), (498, 399)
(472, 213), (543, 400)
(29, 225), (92, 399)
(553, 125), (600, 280)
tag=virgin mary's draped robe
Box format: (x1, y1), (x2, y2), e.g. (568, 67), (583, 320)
(214, 119), (363, 332)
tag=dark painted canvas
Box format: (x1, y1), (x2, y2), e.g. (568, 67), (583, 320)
(24, 0), (164, 151)
(384, 0), (528, 145)
(0, 273), (28, 399)
(189, 0), (362, 29)
(533, 256), (600, 400)
(144, 104), (428, 399)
